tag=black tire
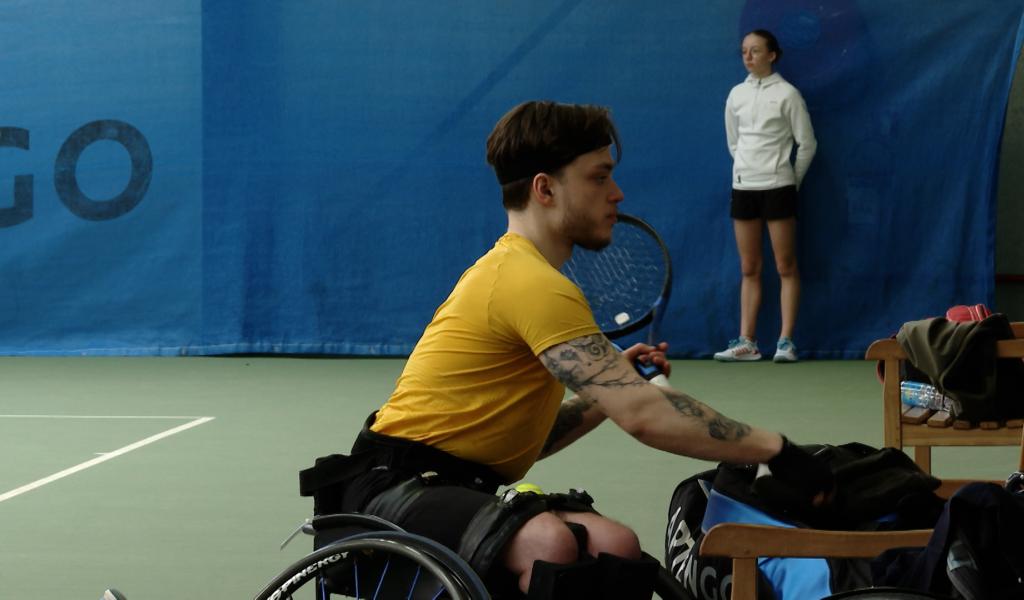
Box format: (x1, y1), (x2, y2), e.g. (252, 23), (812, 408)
(311, 513), (405, 536)
(342, 531), (491, 599)
(255, 530), (490, 600)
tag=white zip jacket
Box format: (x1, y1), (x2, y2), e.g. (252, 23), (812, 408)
(725, 72), (816, 191)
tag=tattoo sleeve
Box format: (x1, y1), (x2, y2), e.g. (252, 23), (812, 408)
(541, 334), (639, 392)
(540, 334), (752, 452)
(660, 387), (752, 441)
(542, 395), (596, 454)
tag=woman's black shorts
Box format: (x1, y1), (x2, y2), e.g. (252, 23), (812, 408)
(731, 185), (798, 220)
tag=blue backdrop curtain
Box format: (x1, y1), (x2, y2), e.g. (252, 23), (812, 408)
(0, 1), (1021, 357)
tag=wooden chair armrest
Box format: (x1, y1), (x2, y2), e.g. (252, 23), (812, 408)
(699, 523), (934, 600)
(997, 338), (1024, 358)
(865, 338), (904, 361)
(699, 523), (932, 559)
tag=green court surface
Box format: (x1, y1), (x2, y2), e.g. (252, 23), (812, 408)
(0, 357), (1017, 598)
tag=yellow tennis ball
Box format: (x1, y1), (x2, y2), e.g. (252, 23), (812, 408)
(514, 483), (544, 495)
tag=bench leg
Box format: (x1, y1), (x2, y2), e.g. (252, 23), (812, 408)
(913, 446), (932, 474)
(730, 557), (758, 600)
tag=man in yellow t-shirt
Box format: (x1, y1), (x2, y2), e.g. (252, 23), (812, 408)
(309, 101), (835, 599)
(372, 230), (604, 482)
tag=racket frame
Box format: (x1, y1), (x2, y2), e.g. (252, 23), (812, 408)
(568, 213), (673, 343)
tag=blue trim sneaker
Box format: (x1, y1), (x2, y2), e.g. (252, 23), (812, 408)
(773, 337), (798, 363)
(713, 336), (761, 362)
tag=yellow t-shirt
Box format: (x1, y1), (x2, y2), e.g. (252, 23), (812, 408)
(371, 233), (601, 482)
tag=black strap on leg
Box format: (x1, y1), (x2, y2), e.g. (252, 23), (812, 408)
(523, 552), (660, 600)
(564, 522), (591, 560)
(457, 489), (548, 577)
(526, 557), (601, 600)
(594, 552), (660, 600)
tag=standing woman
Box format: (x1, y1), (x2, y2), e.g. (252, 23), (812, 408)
(714, 29), (816, 363)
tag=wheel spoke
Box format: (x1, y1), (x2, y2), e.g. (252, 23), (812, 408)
(353, 555), (360, 598)
(372, 556), (391, 600)
(405, 565), (422, 599)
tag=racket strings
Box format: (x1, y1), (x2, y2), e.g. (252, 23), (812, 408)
(562, 222), (669, 333)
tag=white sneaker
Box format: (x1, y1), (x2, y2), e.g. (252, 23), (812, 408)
(713, 337), (761, 362)
(773, 337), (798, 363)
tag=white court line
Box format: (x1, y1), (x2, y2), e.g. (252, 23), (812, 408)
(0, 414), (207, 419)
(0, 416), (215, 504)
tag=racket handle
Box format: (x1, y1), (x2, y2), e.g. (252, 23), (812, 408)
(636, 362), (671, 387)
(612, 342), (670, 386)
(648, 373), (671, 387)
(633, 359), (663, 380)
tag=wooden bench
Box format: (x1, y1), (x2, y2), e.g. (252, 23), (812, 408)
(865, 321), (1024, 473)
(699, 448), (1024, 600)
(697, 324), (1024, 599)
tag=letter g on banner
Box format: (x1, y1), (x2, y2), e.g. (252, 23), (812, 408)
(0, 127), (32, 228)
(54, 119), (152, 221)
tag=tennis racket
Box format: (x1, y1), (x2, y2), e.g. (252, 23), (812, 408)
(561, 213), (673, 385)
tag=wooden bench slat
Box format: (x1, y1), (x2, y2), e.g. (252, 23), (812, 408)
(902, 425), (1023, 445)
(926, 410), (953, 427)
(866, 323), (1024, 475)
(901, 406), (932, 424)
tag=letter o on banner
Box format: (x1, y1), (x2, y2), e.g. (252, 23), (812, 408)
(54, 119), (152, 221)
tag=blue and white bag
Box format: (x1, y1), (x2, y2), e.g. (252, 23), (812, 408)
(665, 443), (944, 600)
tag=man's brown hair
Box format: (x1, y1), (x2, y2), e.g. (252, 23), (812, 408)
(485, 101), (621, 210)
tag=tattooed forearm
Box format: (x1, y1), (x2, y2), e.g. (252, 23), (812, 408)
(541, 335), (639, 391)
(540, 335), (759, 458)
(662, 388), (752, 441)
(542, 395), (596, 454)
(706, 416), (752, 441)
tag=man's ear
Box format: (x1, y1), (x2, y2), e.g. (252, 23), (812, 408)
(531, 173), (556, 207)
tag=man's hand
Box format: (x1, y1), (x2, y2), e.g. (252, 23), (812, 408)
(757, 436), (835, 510)
(620, 341), (671, 379)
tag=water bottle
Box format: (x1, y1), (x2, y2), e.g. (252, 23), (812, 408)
(900, 380), (953, 412)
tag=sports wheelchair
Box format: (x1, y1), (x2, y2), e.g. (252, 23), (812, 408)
(254, 511), (693, 599)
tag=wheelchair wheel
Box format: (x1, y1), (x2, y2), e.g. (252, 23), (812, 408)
(255, 530), (490, 600)
(311, 513), (405, 539)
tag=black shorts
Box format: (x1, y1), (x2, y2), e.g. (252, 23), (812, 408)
(730, 185), (798, 220)
(374, 477), (501, 550)
(359, 476), (597, 587)
(327, 415), (596, 582)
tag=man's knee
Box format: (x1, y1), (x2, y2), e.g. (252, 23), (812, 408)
(585, 518), (642, 560)
(508, 512), (581, 566)
(504, 513), (588, 597)
(457, 488), (549, 578)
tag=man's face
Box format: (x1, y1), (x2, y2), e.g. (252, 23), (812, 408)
(741, 34), (775, 78)
(552, 146), (624, 251)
